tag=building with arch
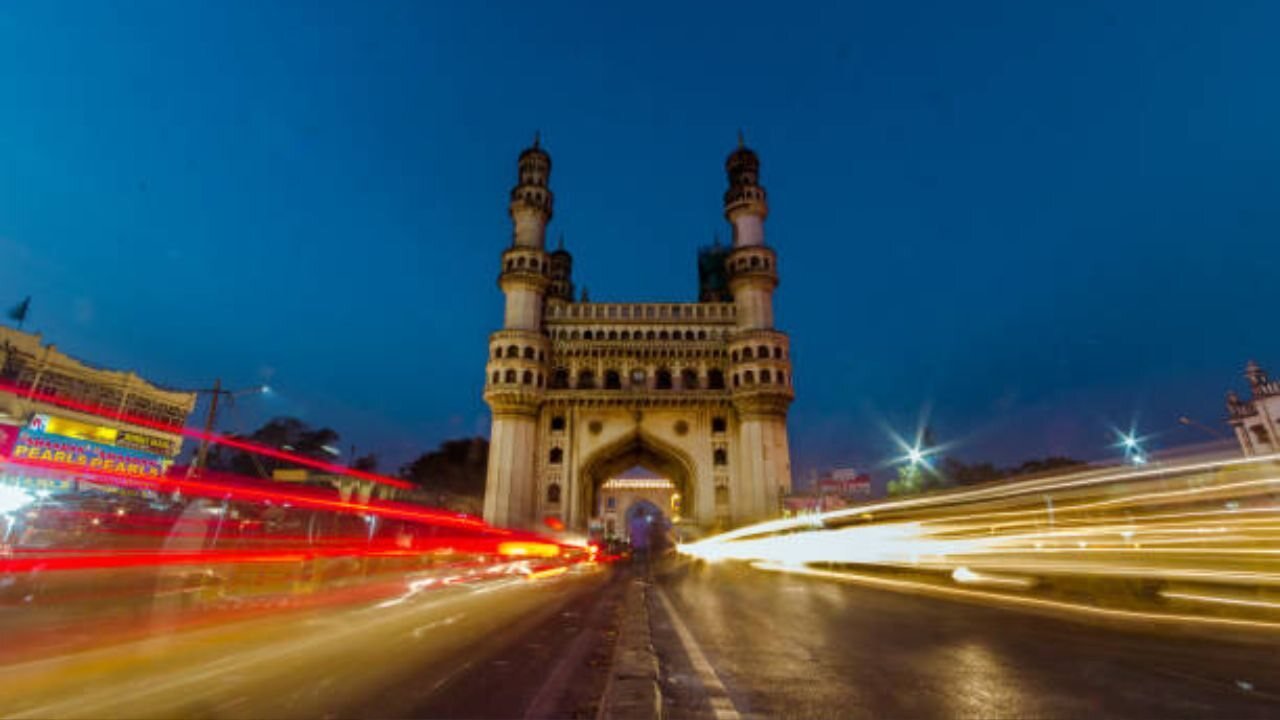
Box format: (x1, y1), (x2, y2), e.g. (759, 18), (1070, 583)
(1227, 360), (1280, 455)
(482, 136), (794, 534)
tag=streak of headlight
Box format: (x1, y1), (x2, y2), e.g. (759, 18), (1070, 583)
(526, 566), (569, 581)
(753, 563), (1280, 632)
(1160, 590), (1280, 611)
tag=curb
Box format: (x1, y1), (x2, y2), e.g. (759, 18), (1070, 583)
(598, 575), (662, 719)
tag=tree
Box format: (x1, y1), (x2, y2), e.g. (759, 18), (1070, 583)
(399, 437), (488, 514)
(204, 416), (341, 478)
(351, 453), (379, 472)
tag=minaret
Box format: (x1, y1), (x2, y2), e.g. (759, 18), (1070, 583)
(724, 134), (794, 523)
(548, 234), (575, 303)
(483, 136), (554, 528)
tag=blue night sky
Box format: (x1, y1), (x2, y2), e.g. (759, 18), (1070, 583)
(2, 1), (1277, 479)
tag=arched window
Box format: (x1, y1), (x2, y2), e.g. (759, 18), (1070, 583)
(538, 350), (546, 361)
(493, 348), (502, 359)
(621, 331), (631, 340)
(523, 370), (534, 384)
(551, 416), (566, 431)
(761, 369), (772, 383)
(698, 330), (707, 340)
(523, 347), (535, 359)
(731, 351), (739, 362)
(570, 331), (580, 340)
(659, 331), (669, 340)
(684, 330), (695, 340)
(743, 347), (754, 360)
(507, 345), (520, 358)
(682, 368), (699, 390)
(758, 345), (769, 359)
(608, 330), (618, 340)
(750, 255), (761, 268)
(517, 257), (527, 268)
(584, 330), (593, 340)
(605, 370), (621, 389)
(505, 369), (517, 383)
(732, 373), (740, 387)
(577, 369), (595, 389)
(547, 483), (561, 504)
(744, 370), (755, 384)
(549, 447), (563, 464)
(491, 371), (500, 384)
(655, 368), (673, 389)
(712, 416), (727, 433)
(646, 331), (656, 340)
(713, 448), (728, 466)
(551, 368), (569, 389)
(708, 369), (725, 389)
(774, 347), (783, 359)
(506, 259), (514, 271)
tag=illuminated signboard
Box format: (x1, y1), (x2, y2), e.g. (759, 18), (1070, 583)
(10, 428), (165, 478)
(29, 414), (175, 458)
(30, 414), (119, 445)
(116, 430), (175, 456)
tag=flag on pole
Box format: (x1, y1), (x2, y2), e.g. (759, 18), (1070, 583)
(7, 296), (30, 328)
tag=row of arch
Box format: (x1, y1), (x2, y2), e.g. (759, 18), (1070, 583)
(492, 344), (548, 361)
(733, 369), (791, 387)
(548, 303), (735, 321)
(556, 347), (727, 360)
(491, 369), (544, 387)
(504, 255), (548, 274)
(728, 253), (774, 274)
(732, 345), (787, 361)
(551, 328), (729, 342)
(548, 367), (726, 391)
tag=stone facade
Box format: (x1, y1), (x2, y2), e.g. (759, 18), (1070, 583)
(483, 137), (794, 534)
(1227, 360), (1280, 456)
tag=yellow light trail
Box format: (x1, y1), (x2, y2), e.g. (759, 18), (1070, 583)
(681, 452), (1280, 627)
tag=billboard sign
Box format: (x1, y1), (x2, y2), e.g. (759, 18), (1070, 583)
(116, 430), (175, 456)
(10, 428), (165, 478)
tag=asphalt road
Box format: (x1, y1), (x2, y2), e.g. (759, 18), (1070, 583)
(0, 565), (622, 720)
(650, 560), (1280, 719)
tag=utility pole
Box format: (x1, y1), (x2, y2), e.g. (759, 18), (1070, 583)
(194, 378), (222, 475)
(1179, 415), (1225, 439)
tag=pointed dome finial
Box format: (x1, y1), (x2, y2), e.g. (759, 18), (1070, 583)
(737, 129), (745, 148)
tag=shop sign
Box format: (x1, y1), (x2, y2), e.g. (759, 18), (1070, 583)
(29, 414), (119, 445)
(116, 430), (175, 456)
(10, 428), (165, 478)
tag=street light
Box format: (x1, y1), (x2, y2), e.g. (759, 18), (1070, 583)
(192, 379), (271, 475)
(906, 446), (925, 466)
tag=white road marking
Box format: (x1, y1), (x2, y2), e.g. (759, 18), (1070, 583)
(656, 586), (742, 720)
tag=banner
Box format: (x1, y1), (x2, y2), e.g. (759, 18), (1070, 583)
(10, 428), (165, 478)
(116, 430), (175, 456)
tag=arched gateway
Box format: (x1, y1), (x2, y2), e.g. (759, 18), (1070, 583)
(483, 136), (794, 535)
